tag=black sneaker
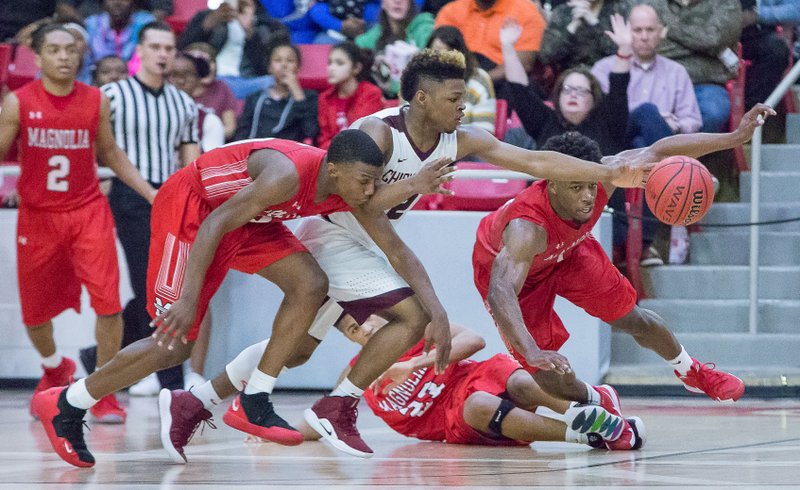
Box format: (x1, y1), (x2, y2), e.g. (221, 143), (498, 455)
(222, 392), (303, 446)
(31, 386), (94, 467)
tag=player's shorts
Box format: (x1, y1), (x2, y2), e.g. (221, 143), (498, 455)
(442, 354), (530, 446)
(146, 167), (307, 342)
(17, 197), (122, 326)
(295, 216), (413, 340)
(474, 237), (637, 374)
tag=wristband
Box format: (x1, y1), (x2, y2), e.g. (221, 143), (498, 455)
(616, 51), (633, 60)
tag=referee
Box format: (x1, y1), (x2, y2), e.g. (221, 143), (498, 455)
(102, 21), (200, 391)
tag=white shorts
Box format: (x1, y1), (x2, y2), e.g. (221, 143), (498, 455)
(295, 216), (413, 340)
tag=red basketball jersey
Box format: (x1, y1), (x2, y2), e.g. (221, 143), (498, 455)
(474, 180), (609, 283)
(357, 340), (475, 441)
(16, 80), (103, 211)
(191, 139), (348, 222)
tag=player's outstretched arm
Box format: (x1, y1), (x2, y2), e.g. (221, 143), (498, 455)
(95, 94), (158, 203)
(351, 208), (452, 373)
(365, 157), (456, 213)
(488, 219), (572, 374)
(459, 125), (648, 189)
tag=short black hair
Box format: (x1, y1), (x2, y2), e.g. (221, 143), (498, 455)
(540, 132), (603, 164)
(400, 48), (466, 102)
(31, 24), (75, 54)
(327, 129), (384, 168)
(137, 21), (173, 45)
(264, 34), (300, 66)
(175, 51), (211, 78)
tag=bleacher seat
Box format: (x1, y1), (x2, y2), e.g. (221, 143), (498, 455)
(494, 98), (508, 140)
(437, 161), (528, 211)
(298, 44), (331, 91)
(166, 0), (208, 34)
(0, 43), (12, 89)
(7, 45), (37, 90)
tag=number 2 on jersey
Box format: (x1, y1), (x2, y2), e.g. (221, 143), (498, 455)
(47, 155), (70, 192)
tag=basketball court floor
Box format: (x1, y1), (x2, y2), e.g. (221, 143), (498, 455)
(1, 390), (798, 488)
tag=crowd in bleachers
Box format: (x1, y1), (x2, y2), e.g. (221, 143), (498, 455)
(1, 0), (799, 270)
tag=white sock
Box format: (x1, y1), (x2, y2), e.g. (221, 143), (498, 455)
(668, 345), (694, 376)
(66, 378), (98, 410)
(564, 426), (590, 444)
(191, 381), (222, 410)
(243, 369), (276, 395)
(41, 352), (63, 369)
(225, 339), (269, 391)
(585, 383), (601, 405)
(330, 377), (364, 398)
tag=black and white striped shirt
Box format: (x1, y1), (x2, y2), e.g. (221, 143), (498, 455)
(102, 76), (199, 184)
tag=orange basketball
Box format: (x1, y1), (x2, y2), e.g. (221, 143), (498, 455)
(645, 156), (715, 226)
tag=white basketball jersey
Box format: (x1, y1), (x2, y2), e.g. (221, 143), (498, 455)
(326, 106), (458, 247)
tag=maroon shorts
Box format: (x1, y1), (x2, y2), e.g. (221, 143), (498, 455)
(146, 169), (307, 341)
(17, 198), (121, 326)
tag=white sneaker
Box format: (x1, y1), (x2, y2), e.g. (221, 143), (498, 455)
(129, 373), (161, 397)
(184, 371), (206, 391)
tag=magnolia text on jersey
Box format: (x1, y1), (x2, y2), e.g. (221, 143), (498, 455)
(27, 128), (91, 150)
(377, 368), (428, 412)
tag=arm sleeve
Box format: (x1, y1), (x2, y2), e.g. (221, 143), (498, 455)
(180, 98), (200, 144)
(298, 91), (320, 140)
(605, 72), (630, 143)
(757, 0), (800, 24)
(505, 82), (555, 141)
(308, 3), (343, 32)
(590, 57), (613, 93)
(658, 0), (742, 56)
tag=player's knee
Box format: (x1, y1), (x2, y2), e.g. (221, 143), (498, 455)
(288, 273), (328, 303)
(613, 306), (663, 335)
(462, 392), (498, 431)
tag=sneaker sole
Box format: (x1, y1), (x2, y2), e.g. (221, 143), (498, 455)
(628, 416), (646, 450)
(223, 409), (303, 446)
(159, 389), (187, 464)
(32, 390), (95, 468)
(681, 375), (745, 402)
(90, 413), (126, 424)
(303, 408), (373, 459)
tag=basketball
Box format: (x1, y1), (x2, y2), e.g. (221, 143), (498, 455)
(645, 156), (715, 226)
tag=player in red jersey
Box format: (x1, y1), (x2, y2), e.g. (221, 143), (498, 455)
(295, 314), (639, 449)
(31, 129), (456, 468)
(472, 105), (776, 448)
(0, 24), (157, 423)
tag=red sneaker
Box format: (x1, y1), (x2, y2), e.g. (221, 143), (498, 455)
(159, 389), (215, 463)
(89, 394), (127, 424)
(304, 395), (373, 458)
(31, 386), (94, 468)
(675, 359), (745, 402)
(604, 417), (646, 451)
(30, 357), (76, 418)
(222, 392), (303, 446)
(594, 384), (622, 417)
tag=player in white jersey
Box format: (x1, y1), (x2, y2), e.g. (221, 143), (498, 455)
(157, 49), (650, 460)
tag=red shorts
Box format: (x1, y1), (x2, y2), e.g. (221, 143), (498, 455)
(146, 168), (307, 341)
(476, 237), (637, 374)
(442, 354), (529, 446)
(17, 198), (121, 326)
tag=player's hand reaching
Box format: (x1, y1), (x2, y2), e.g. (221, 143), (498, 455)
(524, 349), (572, 375)
(150, 297), (197, 350)
(424, 312), (452, 374)
(373, 360), (415, 395)
(735, 103), (777, 143)
(608, 159), (653, 188)
(411, 157), (455, 196)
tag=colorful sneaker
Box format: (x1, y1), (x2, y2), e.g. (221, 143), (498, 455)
(304, 395), (373, 458)
(159, 389), (215, 463)
(31, 386), (94, 468)
(594, 384), (623, 417)
(89, 394), (127, 424)
(604, 417), (646, 451)
(31, 357), (77, 417)
(675, 359), (745, 402)
(564, 404), (627, 441)
(223, 392), (303, 446)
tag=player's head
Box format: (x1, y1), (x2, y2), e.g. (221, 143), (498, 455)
(401, 48), (466, 133)
(93, 55), (128, 86)
(542, 132), (603, 224)
(136, 21), (176, 79)
(326, 129), (385, 207)
(31, 24), (80, 83)
(169, 52), (210, 96)
(335, 313), (387, 346)
(553, 67), (603, 126)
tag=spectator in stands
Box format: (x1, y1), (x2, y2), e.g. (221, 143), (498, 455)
(61, 22), (93, 84)
(592, 3), (702, 266)
(84, 0), (156, 65)
(646, 0), (742, 133)
(740, 0), (795, 110)
(356, 0), (435, 98)
(184, 42), (241, 140)
(170, 52), (225, 152)
(435, 0), (546, 87)
(428, 25), (497, 134)
(260, 0), (320, 44)
(317, 42), (384, 149)
(178, 0), (289, 100)
(309, 0), (380, 44)
(539, 0), (632, 77)
(233, 37), (319, 142)
(1, 1), (80, 43)
(93, 54), (128, 86)
(500, 17), (630, 156)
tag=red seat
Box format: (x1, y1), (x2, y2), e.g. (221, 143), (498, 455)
(0, 162), (19, 204)
(437, 161), (528, 211)
(166, 0), (208, 34)
(0, 43), (12, 89)
(726, 43), (750, 171)
(298, 44), (331, 91)
(494, 98), (508, 140)
(7, 44), (38, 90)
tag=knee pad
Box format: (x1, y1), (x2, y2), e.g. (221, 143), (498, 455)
(225, 339), (269, 391)
(487, 398), (516, 438)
